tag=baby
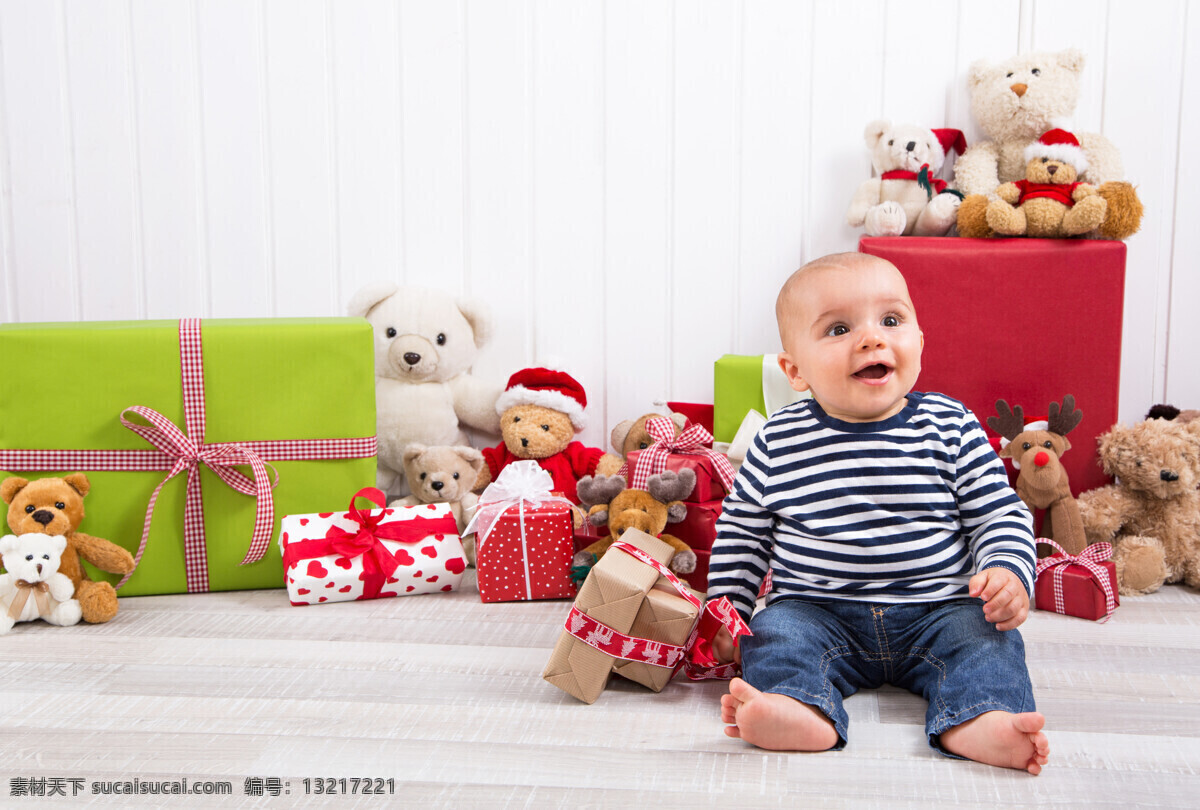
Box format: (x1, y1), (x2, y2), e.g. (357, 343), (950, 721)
(708, 252), (1048, 774)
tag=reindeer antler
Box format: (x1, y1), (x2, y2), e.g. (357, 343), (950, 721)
(576, 474), (628, 509)
(645, 468), (697, 504)
(987, 400), (1026, 441)
(1047, 394), (1083, 437)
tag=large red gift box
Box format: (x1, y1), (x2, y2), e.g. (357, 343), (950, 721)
(859, 237), (1124, 496)
(671, 499), (722, 593)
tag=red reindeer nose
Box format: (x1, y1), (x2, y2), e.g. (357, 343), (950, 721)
(1034, 451), (1050, 467)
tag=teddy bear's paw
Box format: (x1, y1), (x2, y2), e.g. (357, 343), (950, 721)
(914, 193), (961, 235)
(1114, 536), (1167, 595)
(76, 580), (120, 624)
(864, 202), (907, 237)
(1062, 195), (1108, 235)
(47, 599), (82, 627)
(985, 199), (1025, 236)
(1096, 181), (1144, 240)
(0, 615), (14, 635)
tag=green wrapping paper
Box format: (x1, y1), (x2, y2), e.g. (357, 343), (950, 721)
(713, 354), (770, 443)
(0, 318), (377, 596)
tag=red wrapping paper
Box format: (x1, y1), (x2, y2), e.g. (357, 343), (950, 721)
(672, 499), (722, 552)
(1034, 556), (1119, 621)
(625, 450), (729, 504)
(475, 500), (577, 603)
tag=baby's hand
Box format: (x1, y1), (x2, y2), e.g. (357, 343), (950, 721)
(969, 567), (1029, 631)
(712, 625), (741, 665)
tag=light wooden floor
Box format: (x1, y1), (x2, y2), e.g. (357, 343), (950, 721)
(2, 571), (1198, 809)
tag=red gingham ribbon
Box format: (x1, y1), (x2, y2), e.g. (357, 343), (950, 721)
(1035, 539), (1117, 623)
(0, 319), (377, 593)
(563, 539), (751, 681)
(619, 417), (737, 493)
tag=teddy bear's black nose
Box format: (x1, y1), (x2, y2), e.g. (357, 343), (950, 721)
(520, 437), (529, 447)
(32, 510), (54, 526)
(1047, 164), (1057, 175)
(1161, 469), (1179, 482)
(905, 141), (915, 151)
(403, 352), (421, 366)
(431, 480), (444, 491)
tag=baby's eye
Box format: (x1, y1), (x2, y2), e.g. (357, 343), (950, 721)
(881, 315), (900, 328)
(1031, 68), (1041, 76)
(826, 324), (849, 337)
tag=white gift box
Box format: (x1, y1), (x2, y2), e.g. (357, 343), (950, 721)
(280, 492), (466, 606)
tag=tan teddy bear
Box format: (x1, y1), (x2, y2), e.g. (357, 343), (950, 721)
(1077, 418), (1200, 595)
(605, 411), (687, 470)
(474, 367), (607, 505)
(390, 444), (483, 562)
(1, 474), (136, 623)
(985, 129), (1108, 238)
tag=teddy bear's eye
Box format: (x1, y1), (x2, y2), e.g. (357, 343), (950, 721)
(385, 327), (397, 338)
(1006, 71), (1013, 78)
(1022, 442), (1031, 450)
(1136, 460), (1143, 467)
(541, 424), (550, 431)
(25, 554), (33, 561)
(887, 139), (893, 146)
(436, 333), (446, 346)
(1031, 68), (1041, 76)
(1043, 441), (1053, 448)
(452, 472), (459, 479)
(24, 505), (34, 514)
(420, 472), (427, 480)
(42, 554), (50, 560)
(1041, 157), (1049, 163)
(55, 502), (65, 510)
(639, 441), (648, 449)
(512, 416), (520, 423)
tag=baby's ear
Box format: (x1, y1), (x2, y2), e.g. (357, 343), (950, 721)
(777, 353), (810, 394)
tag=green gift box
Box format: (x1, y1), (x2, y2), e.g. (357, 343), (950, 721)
(713, 354), (809, 443)
(0, 318), (377, 596)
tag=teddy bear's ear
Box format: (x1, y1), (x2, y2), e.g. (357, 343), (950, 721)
(863, 119), (890, 150)
(0, 534), (16, 555)
(1097, 426), (1127, 476)
(64, 473), (90, 498)
(402, 444), (428, 466)
(456, 297), (494, 349)
(967, 58), (991, 88)
(347, 281), (400, 319)
(0, 477), (29, 505)
(609, 419), (635, 455)
(50, 534), (67, 554)
(453, 446), (485, 475)
(1056, 48), (1085, 74)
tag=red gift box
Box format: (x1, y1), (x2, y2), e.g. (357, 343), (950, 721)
(474, 498), (576, 603)
(625, 450), (730, 504)
(859, 237), (1123, 496)
(673, 499), (722, 552)
(1034, 541), (1119, 621)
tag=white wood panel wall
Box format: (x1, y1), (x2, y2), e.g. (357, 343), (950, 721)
(0, 0), (1194, 452)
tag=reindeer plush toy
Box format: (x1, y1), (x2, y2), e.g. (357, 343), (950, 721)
(988, 395), (1088, 557)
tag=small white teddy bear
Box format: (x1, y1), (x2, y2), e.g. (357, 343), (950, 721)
(348, 283), (504, 496)
(0, 532), (82, 634)
(847, 120), (965, 237)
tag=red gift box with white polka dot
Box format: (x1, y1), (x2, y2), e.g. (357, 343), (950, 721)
(279, 502), (466, 606)
(475, 500), (577, 603)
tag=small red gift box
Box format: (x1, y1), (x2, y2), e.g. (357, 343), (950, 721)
(468, 461), (578, 603)
(625, 450), (731, 504)
(672, 500), (722, 552)
(1034, 540), (1118, 621)
(622, 417), (736, 504)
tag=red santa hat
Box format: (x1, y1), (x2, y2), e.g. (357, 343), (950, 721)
(1025, 128), (1089, 174)
(495, 367), (588, 431)
(931, 128), (967, 161)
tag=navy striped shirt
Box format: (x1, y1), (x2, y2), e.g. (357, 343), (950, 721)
(707, 392), (1035, 622)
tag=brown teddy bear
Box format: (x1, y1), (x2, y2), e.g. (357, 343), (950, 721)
(1, 474), (136, 623)
(571, 470), (698, 582)
(1077, 418), (1200, 595)
(474, 367), (607, 504)
(390, 443), (484, 562)
(985, 129), (1108, 238)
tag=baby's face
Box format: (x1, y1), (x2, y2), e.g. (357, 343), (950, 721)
(778, 260), (923, 423)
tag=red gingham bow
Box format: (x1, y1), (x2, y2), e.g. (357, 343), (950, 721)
(621, 416), (737, 493)
(564, 539), (752, 681)
(1035, 539), (1117, 622)
(0, 318), (378, 594)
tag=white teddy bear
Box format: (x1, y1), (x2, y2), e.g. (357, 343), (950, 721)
(0, 532), (82, 634)
(847, 120), (965, 237)
(348, 283), (504, 495)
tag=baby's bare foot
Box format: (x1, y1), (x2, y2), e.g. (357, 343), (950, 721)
(720, 677), (838, 751)
(939, 711), (1049, 775)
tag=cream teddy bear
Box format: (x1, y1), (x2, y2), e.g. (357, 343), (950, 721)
(847, 120), (965, 237)
(0, 532), (83, 634)
(348, 283), (504, 496)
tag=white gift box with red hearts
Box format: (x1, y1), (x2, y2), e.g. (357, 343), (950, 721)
(279, 495), (467, 606)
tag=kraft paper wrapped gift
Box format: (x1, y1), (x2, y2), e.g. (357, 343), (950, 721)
(611, 580), (704, 693)
(0, 318), (377, 596)
(713, 354), (810, 444)
(542, 530), (676, 703)
(280, 489), (465, 606)
(859, 236), (1124, 495)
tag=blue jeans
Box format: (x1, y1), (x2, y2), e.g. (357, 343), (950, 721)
(741, 596), (1035, 756)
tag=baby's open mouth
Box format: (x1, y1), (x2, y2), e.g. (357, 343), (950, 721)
(853, 364), (891, 379)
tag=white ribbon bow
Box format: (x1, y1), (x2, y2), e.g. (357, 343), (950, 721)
(462, 460), (570, 544)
